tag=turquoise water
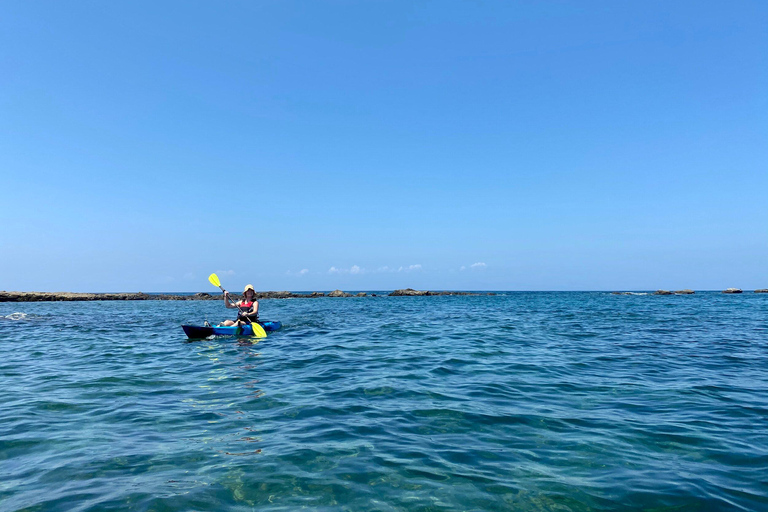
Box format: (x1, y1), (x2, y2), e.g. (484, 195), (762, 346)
(1, 292), (767, 511)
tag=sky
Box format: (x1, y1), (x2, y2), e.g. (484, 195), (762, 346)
(1, 1), (766, 292)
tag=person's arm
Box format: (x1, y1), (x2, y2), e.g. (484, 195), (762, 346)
(224, 292), (239, 309)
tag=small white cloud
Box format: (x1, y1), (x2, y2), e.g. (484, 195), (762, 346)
(329, 265), (365, 275)
(377, 266), (392, 273)
(470, 262), (487, 269)
(396, 264), (422, 272)
(299, 269), (309, 275)
(460, 266), (466, 271)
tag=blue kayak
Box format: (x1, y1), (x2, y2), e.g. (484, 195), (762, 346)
(182, 321), (282, 339)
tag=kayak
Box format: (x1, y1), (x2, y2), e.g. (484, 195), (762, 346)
(182, 321), (282, 339)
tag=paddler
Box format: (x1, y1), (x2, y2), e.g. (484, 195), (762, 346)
(220, 284), (259, 327)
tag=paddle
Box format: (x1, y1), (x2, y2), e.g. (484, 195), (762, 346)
(208, 273), (267, 338)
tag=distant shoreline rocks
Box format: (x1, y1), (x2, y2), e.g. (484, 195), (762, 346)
(614, 288), (768, 295)
(3, 288), (763, 302)
(0, 289), (492, 302)
(389, 288), (494, 296)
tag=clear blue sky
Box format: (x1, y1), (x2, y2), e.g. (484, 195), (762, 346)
(1, 1), (766, 292)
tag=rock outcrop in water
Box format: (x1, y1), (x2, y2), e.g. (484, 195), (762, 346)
(653, 290), (674, 295)
(674, 289), (695, 294)
(389, 288), (492, 296)
(0, 290), (330, 302)
(723, 288), (743, 294)
(756, 289), (768, 293)
(327, 290), (352, 297)
(1, 288), (495, 302)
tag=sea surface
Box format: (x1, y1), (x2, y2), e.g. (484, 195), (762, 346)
(1, 292), (767, 511)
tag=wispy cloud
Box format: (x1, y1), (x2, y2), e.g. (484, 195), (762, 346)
(375, 264), (422, 273)
(470, 262), (487, 269)
(328, 265), (366, 274)
(330, 264), (422, 275)
(286, 268), (311, 277)
(299, 268), (309, 275)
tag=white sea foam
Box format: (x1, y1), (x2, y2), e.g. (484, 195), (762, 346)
(3, 312), (30, 321)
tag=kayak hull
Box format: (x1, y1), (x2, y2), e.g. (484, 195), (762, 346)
(182, 321), (282, 338)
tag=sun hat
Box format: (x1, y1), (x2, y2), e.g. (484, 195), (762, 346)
(243, 284), (255, 294)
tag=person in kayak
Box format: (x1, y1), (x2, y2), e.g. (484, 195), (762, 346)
(220, 284), (259, 327)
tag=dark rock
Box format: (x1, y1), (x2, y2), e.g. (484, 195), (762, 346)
(653, 290), (674, 295)
(310, 292), (325, 297)
(390, 288), (424, 296)
(355, 292), (367, 297)
(674, 289), (695, 294)
(328, 289), (352, 297)
(723, 288), (743, 294)
(755, 289), (768, 293)
(389, 288), (481, 296)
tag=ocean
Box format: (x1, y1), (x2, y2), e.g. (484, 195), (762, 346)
(1, 292), (766, 511)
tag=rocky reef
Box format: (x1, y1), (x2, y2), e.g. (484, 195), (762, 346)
(0, 289), (489, 302)
(722, 288), (743, 294)
(0, 291), (321, 302)
(327, 290), (352, 297)
(388, 288), (494, 296)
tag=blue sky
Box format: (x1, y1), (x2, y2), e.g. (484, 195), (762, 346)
(1, 1), (766, 292)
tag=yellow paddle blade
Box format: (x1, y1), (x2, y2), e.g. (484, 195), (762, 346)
(251, 323), (267, 338)
(208, 273), (221, 288)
